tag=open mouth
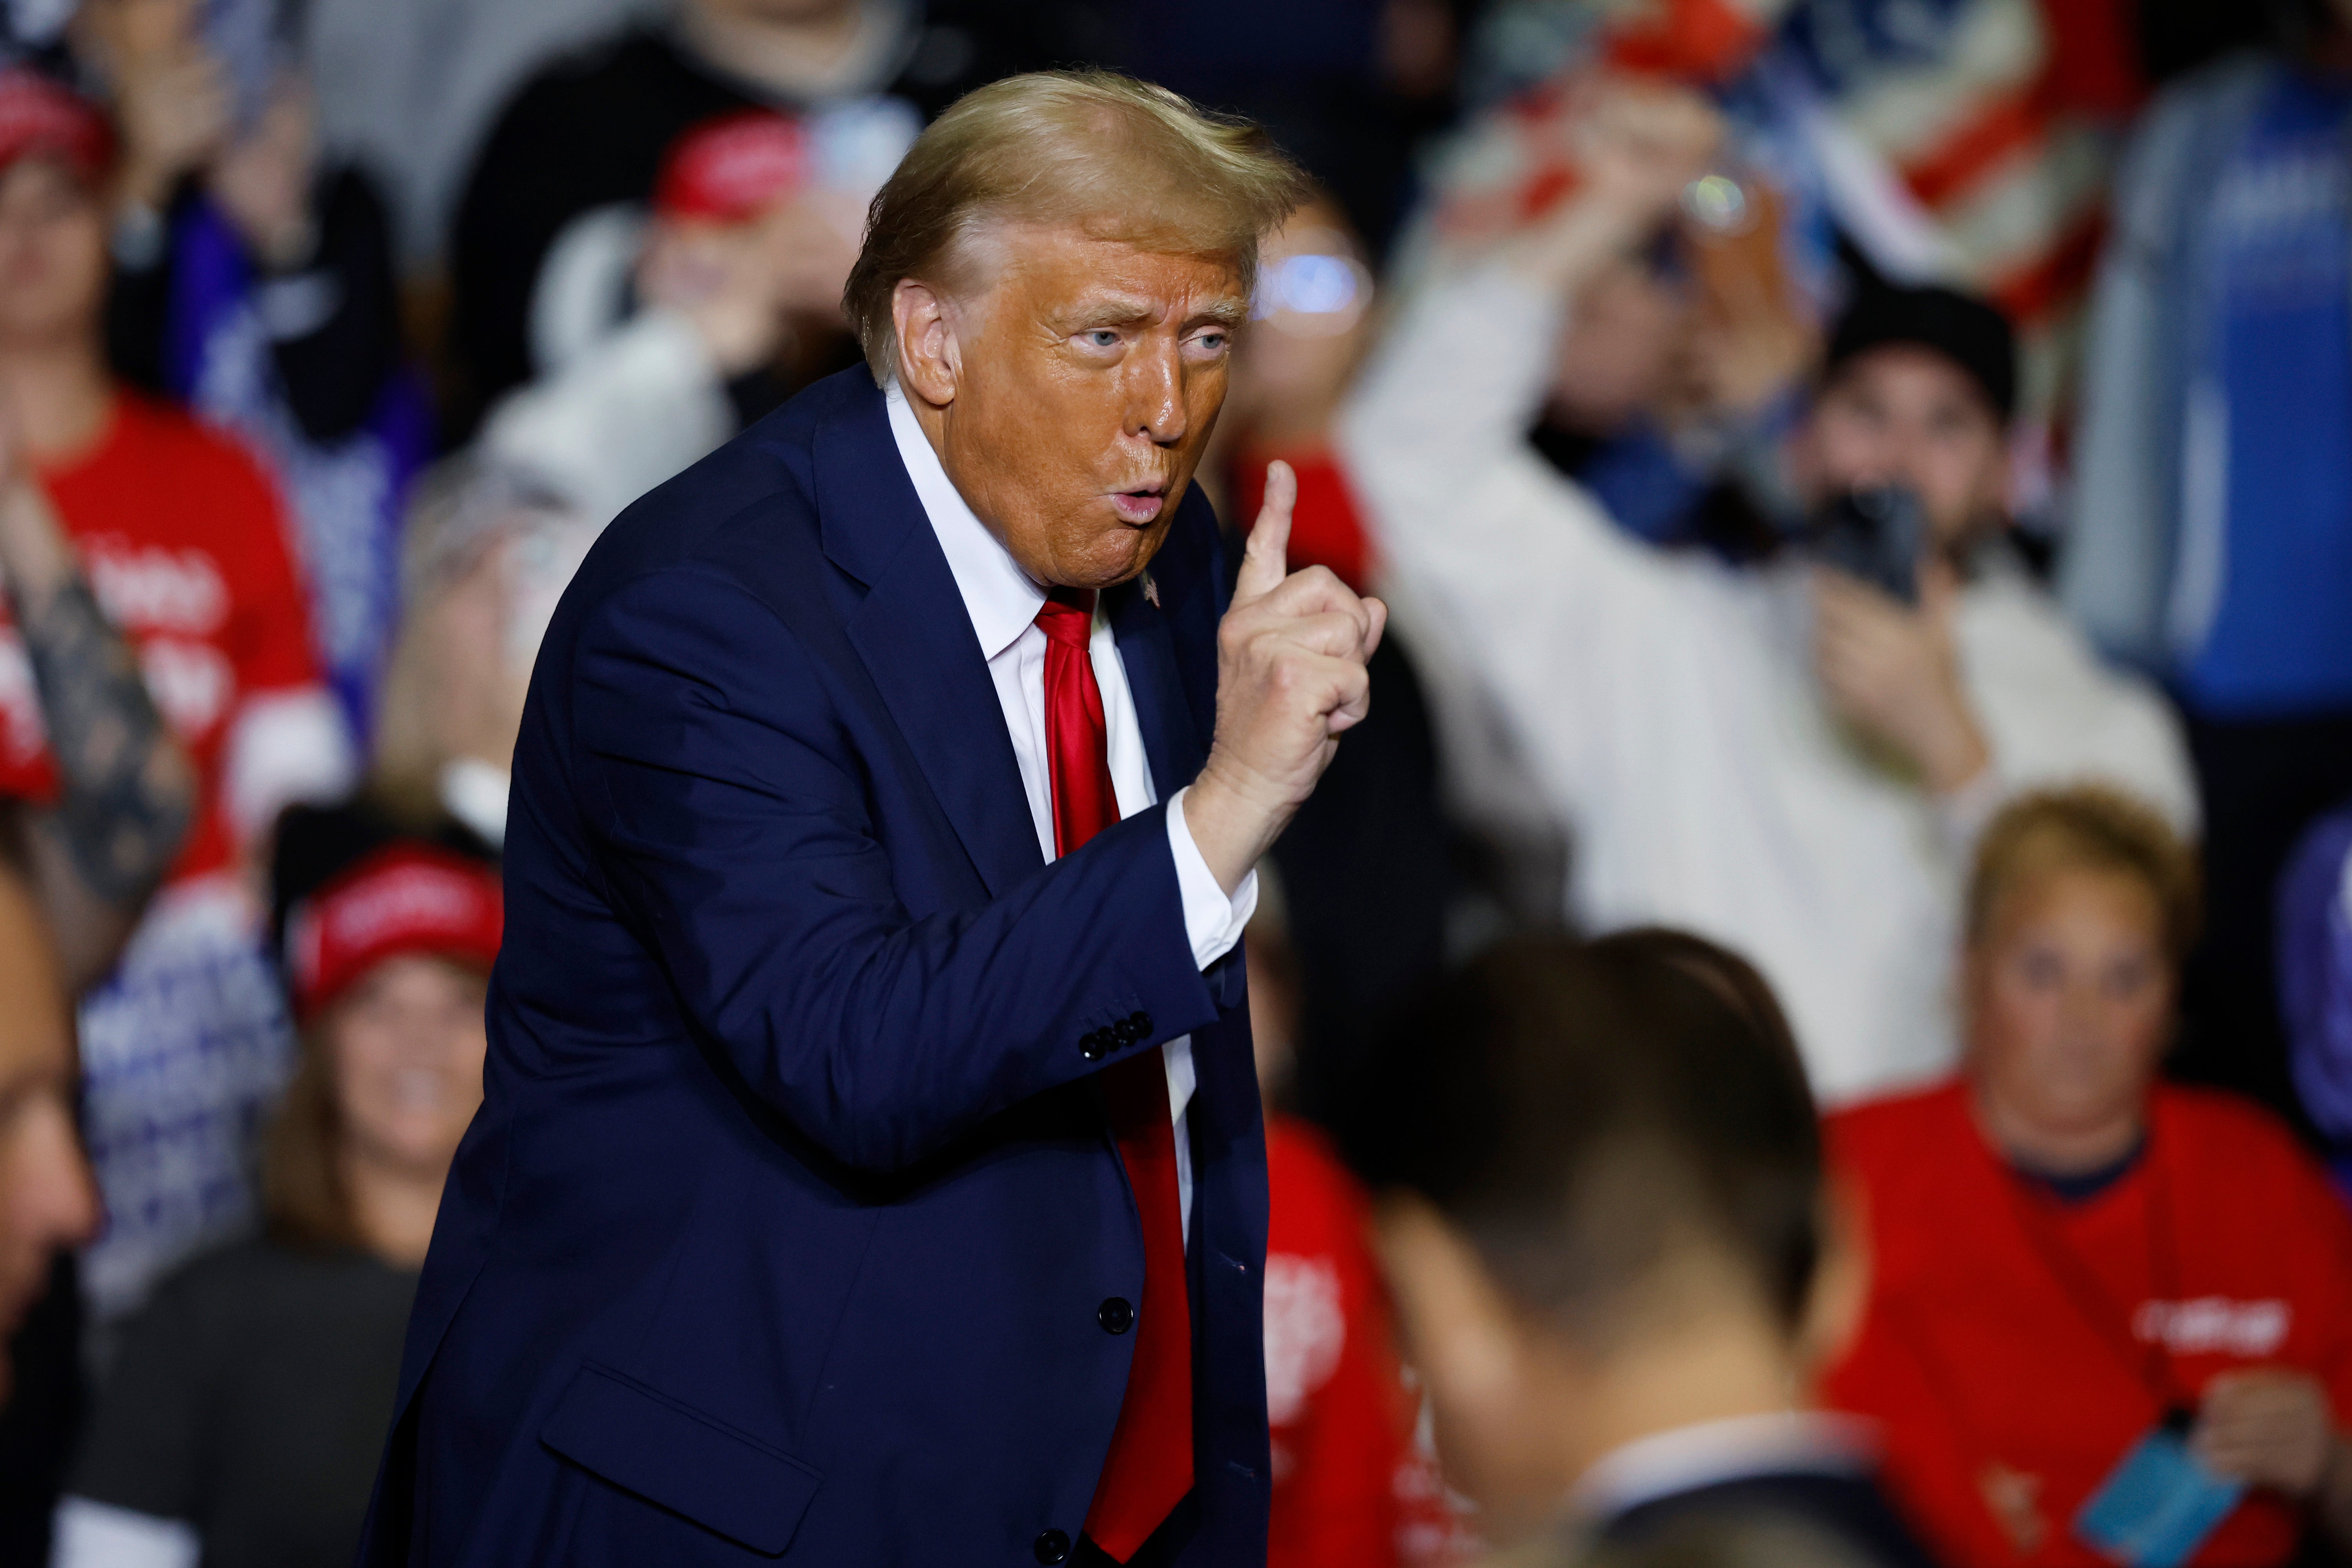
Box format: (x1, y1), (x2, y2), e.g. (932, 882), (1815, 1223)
(1109, 485), (1166, 525)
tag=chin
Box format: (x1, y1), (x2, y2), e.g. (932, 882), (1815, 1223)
(1060, 531), (1156, 590)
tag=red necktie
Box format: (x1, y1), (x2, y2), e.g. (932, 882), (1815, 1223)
(1034, 588), (1193, 1561)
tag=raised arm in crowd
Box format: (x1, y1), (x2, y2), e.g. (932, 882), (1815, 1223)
(1339, 80), (2195, 1104)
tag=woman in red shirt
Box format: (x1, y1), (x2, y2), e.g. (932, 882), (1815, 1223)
(1824, 785), (2352, 1564)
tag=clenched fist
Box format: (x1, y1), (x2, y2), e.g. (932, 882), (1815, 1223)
(1182, 461), (1385, 892)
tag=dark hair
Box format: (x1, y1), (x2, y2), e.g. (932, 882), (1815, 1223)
(1825, 283), (2016, 424)
(1343, 930), (1824, 1340)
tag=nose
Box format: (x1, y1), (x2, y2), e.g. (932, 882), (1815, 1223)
(11, 1094), (102, 1254)
(1124, 335), (1187, 448)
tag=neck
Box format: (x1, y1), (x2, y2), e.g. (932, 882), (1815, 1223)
(681, 1), (878, 100)
(1969, 1080), (2144, 1176)
(0, 338), (112, 461)
(1559, 1316), (1803, 1490)
(339, 1146), (446, 1269)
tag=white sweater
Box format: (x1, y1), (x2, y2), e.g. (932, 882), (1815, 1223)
(1339, 268), (2198, 1104)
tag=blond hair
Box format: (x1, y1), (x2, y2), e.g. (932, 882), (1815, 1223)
(842, 70), (1308, 382)
(1966, 785), (2201, 963)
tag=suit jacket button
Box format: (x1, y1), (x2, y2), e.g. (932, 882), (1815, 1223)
(1129, 1010), (1152, 1035)
(1034, 1528), (1071, 1564)
(1080, 1030), (1106, 1062)
(1098, 1296), (1134, 1334)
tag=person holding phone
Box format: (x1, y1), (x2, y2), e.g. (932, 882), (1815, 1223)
(1340, 80), (2194, 1105)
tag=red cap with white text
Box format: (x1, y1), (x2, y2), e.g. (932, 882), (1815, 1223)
(0, 69), (112, 184)
(284, 844), (504, 1022)
(653, 110), (810, 223)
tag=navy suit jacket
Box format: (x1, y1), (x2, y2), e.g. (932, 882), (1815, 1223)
(359, 370), (1270, 1566)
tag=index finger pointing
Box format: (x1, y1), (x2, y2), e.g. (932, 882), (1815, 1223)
(1235, 459), (1296, 605)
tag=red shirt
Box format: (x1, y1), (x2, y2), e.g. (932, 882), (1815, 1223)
(1232, 446), (1377, 598)
(1824, 1080), (2352, 1566)
(1265, 1116), (1466, 1568)
(0, 394), (327, 884)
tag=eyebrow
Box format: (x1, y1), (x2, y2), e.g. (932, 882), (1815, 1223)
(1060, 294), (1249, 333)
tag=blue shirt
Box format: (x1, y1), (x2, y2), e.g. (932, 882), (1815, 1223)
(2183, 71), (2352, 714)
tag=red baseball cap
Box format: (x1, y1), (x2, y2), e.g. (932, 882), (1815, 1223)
(653, 109), (809, 223)
(284, 844), (504, 1022)
(0, 69), (113, 185)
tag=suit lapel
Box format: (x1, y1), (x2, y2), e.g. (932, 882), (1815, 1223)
(1108, 573), (1208, 805)
(815, 386), (1044, 899)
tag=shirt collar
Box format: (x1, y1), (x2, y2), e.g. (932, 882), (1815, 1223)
(885, 379), (1046, 661)
(1568, 1411), (1878, 1524)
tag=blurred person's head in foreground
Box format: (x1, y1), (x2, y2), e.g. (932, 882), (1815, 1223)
(1344, 929), (1867, 1546)
(0, 70), (113, 361)
(370, 459), (597, 847)
(0, 856), (100, 1402)
(266, 838), (501, 1267)
(1794, 283), (2016, 557)
(1961, 785), (2197, 1176)
(842, 69), (1305, 590)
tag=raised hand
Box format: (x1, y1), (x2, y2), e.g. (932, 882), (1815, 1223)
(1507, 79), (1721, 297)
(1182, 460), (1387, 892)
(1811, 558), (1989, 795)
(2196, 1368), (2347, 1503)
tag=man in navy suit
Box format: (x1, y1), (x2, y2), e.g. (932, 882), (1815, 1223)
(359, 71), (1387, 1568)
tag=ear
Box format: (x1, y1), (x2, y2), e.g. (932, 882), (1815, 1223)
(1373, 1196), (1525, 1414)
(891, 278), (961, 410)
(1795, 1168), (1872, 1383)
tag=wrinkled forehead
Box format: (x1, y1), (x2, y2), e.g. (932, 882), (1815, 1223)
(944, 213), (1252, 327)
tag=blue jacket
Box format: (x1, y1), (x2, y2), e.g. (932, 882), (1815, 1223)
(358, 369), (1270, 1566)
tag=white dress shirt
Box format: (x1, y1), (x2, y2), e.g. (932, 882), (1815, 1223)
(1568, 1411), (1880, 1523)
(885, 384), (1256, 1238)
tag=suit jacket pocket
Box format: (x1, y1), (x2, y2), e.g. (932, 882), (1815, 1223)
(540, 1363), (822, 1555)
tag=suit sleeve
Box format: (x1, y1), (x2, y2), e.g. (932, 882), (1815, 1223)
(571, 563), (1225, 1175)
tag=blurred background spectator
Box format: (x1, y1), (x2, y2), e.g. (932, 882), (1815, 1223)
(439, 0), (1034, 437)
(1824, 786), (2352, 1562)
(53, 826), (498, 1568)
(361, 459), (599, 848)
(1342, 79), (2192, 1105)
(1216, 194), (1454, 1134)
(0, 65), (352, 1339)
(475, 105), (869, 523)
(2067, 0), (2352, 1135)
(2281, 796), (2352, 1198)
(81, 0), (427, 751)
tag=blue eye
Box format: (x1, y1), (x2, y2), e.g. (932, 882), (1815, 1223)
(1085, 330), (1119, 348)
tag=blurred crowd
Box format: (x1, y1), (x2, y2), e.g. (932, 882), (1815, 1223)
(0, 0), (2350, 1564)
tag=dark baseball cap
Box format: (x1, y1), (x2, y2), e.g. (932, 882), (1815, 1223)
(1825, 283), (2016, 424)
